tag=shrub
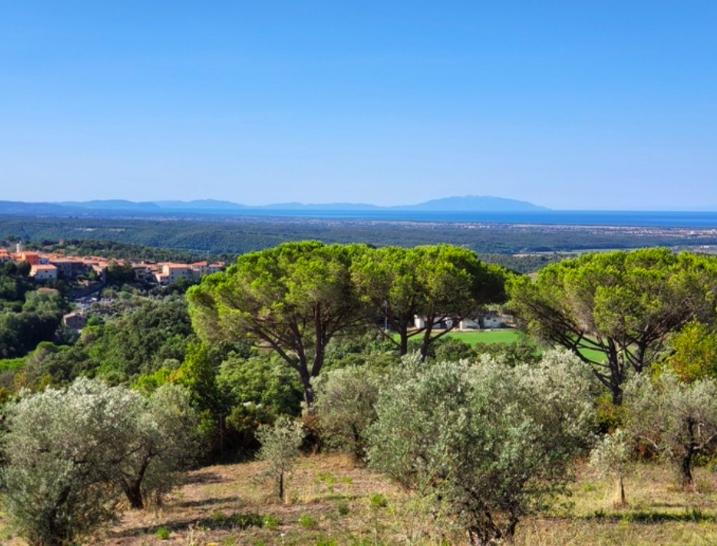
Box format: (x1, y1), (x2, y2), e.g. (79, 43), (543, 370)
(0, 378), (202, 546)
(314, 366), (381, 460)
(0, 379), (141, 546)
(624, 371), (717, 487)
(117, 384), (202, 509)
(299, 514), (318, 528)
(589, 429), (633, 506)
(256, 416), (305, 501)
(367, 349), (594, 545)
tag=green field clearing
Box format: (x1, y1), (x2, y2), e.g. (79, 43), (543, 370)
(443, 329), (523, 344)
(439, 329), (607, 362)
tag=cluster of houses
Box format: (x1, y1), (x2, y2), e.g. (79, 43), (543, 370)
(132, 261), (223, 285)
(413, 311), (506, 331)
(0, 243), (108, 282)
(0, 242), (224, 286)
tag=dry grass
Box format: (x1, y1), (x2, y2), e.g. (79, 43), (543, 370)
(3, 456), (717, 545)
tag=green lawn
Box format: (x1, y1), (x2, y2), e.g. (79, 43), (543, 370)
(444, 329), (607, 362)
(395, 328), (608, 362)
(443, 329), (523, 345)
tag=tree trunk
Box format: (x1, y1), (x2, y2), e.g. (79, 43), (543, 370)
(420, 321), (434, 361)
(615, 475), (626, 506)
(466, 526), (501, 546)
(681, 449), (694, 488)
(399, 331), (409, 356)
(122, 479), (145, 510)
(611, 385), (623, 406)
(466, 510), (503, 546)
(299, 368), (315, 408)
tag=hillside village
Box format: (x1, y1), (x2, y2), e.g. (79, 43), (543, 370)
(0, 242), (224, 285)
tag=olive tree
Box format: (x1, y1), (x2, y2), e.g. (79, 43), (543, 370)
(367, 350), (594, 545)
(0, 379), (141, 546)
(623, 371), (717, 487)
(256, 416), (305, 502)
(0, 379), (203, 546)
(314, 366), (381, 460)
(116, 384), (202, 509)
(589, 429), (633, 506)
(509, 249), (717, 404)
(188, 242), (367, 407)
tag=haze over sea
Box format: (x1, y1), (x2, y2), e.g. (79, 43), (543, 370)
(174, 209), (717, 229)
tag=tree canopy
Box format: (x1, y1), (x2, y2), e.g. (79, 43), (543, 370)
(352, 245), (506, 358)
(367, 350), (594, 545)
(508, 249), (717, 403)
(188, 241), (367, 406)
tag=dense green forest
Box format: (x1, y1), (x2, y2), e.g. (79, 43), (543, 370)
(26, 239), (205, 264)
(2, 214), (714, 258)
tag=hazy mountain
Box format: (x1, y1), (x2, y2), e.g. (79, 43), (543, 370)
(0, 201), (69, 214)
(396, 196), (548, 212)
(0, 195), (549, 215)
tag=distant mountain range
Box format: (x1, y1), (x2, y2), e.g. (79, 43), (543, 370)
(0, 196), (548, 215)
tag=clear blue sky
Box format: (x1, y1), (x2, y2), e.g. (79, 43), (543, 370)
(1, 1), (716, 210)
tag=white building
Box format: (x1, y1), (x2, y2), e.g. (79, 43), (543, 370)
(162, 264), (193, 283)
(30, 264), (58, 282)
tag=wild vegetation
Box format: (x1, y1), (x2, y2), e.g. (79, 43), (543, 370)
(3, 214), (715, 259)
(2, 243), (717, 545)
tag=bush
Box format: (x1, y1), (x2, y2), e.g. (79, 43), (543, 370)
(314, 366), (381, 460)
(0, 378), (202, 545)
(367, 349), (594, 545)
(299, 514), (318, 528)
(624, 371), (717, 487)
(116, 383), (203, 509)
(589, 429), (633, 505)
(256, 416), (305, 501)
(0, 379), (141, 546)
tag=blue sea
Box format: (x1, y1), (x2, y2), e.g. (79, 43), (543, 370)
(212, 209), (717, 229)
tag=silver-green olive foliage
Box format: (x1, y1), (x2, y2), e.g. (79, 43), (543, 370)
(256, 415), (305, 501)
(0, 379), (200, 546)
(367, 350), (594, 546)
(509, 249), (717, 404)
(314, 365), (382, 460)
(1, 379), (140, 546)
(624, 371), (717, 487)
(116, 383), (202, 509)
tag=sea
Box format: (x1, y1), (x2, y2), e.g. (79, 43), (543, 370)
(210, 210), (717, 229)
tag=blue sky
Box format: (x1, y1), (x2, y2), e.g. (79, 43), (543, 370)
(1, 1), (716, 210)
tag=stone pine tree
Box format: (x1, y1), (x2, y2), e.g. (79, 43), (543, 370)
(188, 242), (367, 407)
(352, 245), (506, 359)
(509, 249), (717, 404)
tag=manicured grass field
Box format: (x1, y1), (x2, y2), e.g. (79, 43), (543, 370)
(444, 329), (607, 362)
(443, 329), (523, 345)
